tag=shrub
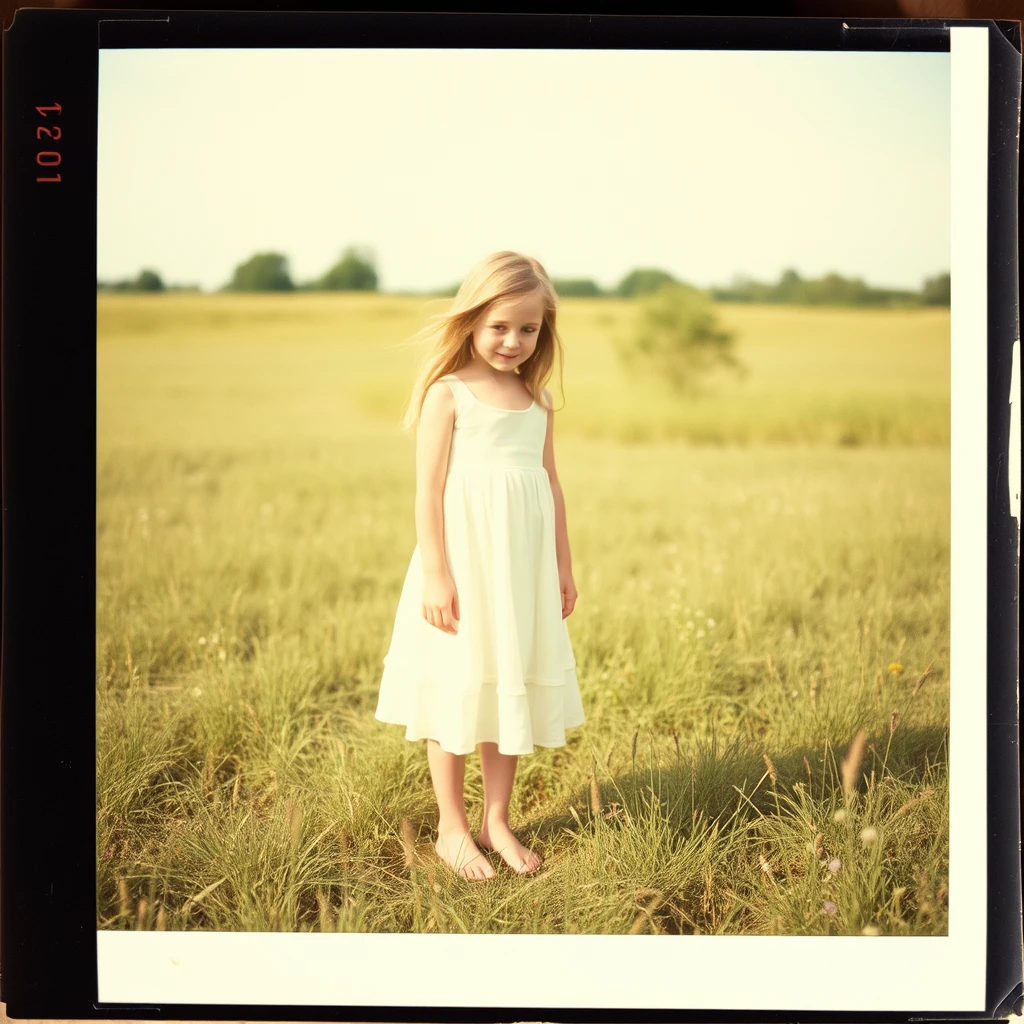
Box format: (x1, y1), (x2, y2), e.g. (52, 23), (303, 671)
(617, 283), (742, 393)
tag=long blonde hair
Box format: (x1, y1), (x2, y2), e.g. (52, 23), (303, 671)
(399, 251), (564, 430)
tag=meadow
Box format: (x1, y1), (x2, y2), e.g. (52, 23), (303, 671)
(97, 293), (950, 936)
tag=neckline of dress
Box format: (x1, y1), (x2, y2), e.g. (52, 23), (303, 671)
(448, 375), (537, 414)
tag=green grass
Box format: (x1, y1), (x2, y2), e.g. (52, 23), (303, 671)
(97, 293), (950, 935)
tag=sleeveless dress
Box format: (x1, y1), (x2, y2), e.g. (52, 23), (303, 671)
(375, 375), (585, 756)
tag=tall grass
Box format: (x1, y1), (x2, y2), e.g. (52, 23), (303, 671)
(97, 293), (949, 934)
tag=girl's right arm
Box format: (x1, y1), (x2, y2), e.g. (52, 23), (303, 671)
(415, 381), (460, 634)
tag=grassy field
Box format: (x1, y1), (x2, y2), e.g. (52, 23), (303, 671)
(97, 293), (950, 936)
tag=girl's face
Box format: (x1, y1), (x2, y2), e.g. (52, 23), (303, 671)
(469, 289), (545, 374)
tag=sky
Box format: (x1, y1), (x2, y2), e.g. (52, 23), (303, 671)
(97, 48), (950, 294)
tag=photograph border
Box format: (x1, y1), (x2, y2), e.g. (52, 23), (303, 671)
(1, 11), (1020, 1021)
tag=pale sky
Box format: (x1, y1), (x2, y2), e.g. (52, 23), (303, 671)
(97, 48), (950, 293)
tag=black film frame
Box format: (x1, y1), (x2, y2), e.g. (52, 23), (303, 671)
(1, 11), (1020, 1022)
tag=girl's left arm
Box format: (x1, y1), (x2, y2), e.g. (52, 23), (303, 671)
(542, 388), (577, 619)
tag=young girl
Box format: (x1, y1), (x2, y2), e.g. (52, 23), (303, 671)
(375, 251), (585, 881)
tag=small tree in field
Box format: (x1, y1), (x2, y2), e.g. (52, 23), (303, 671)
(617, 282), (743, 393)
(134, 269), (164, 292)
(227, 252), (294, 292)
(318, 247), (378, 291)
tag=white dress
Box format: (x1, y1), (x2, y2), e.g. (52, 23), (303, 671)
(375, 374), (585, 755)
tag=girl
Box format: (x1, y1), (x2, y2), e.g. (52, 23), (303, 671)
(375, 251), (585, 881)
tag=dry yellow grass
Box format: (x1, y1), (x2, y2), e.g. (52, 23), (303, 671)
(95, 292), (950, 935)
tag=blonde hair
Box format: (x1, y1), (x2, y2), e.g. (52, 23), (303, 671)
(399, 251), (564, 430)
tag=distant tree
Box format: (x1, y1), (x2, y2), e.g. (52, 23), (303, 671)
(616, 267), (678, 298)
(552, 278), (603, 298)
(922, 272), (951, 306)
(710, 273), (771, 304)
(616, 282), (742, 393)
(227, 252), (294, 292)
(812, 272), (848, 305)
(430, 283), (461, 298)
(135, 268), (164, 292)
(97, 269), (165, 292)
(772, 268), (803, 302)
(318, 246), (378, 291)
(711, 268), (925, 307)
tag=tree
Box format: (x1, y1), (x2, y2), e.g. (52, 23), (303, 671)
(552, 278), (603, 298)
(318, 247), (378, 291)
(922, 272), (950, 306)
(134, 268), (164, 292)
(772, 268), (803, 302)
(616, 267), (678, 298)
(227, 252), (294, 292)
(616, 282), (742, 393)
(97, 268), (165, 291)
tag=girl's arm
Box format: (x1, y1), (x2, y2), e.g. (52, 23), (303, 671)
(541, 388), (578, 619)
(415, 381), (460, 633)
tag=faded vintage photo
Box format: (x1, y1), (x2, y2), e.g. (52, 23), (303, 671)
(96, 45), (953, 945)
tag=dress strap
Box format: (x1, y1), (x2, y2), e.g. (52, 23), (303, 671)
(439, 374), (473, 419)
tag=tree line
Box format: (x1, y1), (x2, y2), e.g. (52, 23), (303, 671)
(97, 247), (379, 295)
(552, 267), (950, 307)
(99, 253), (950, 308)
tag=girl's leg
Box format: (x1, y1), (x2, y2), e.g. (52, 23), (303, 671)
(426, 739), (495, 881)
(476, 742), (542, 874)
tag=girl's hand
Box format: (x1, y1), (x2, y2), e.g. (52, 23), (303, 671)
(422, 570), (460, 634)
(559, 566), (578, 619)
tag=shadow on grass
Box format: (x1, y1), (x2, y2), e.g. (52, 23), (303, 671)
(531, 724), (948, 846)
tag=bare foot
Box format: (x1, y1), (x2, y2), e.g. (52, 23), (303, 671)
(434, 829), (496, 882)
(477, 821), (542, 875)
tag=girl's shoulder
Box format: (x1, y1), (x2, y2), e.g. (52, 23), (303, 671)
(540, 386), (553, 412)
(421, 377), (457, 418)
